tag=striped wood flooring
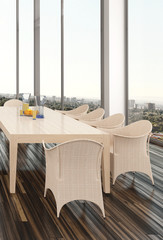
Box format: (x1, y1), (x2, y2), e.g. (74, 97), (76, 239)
(0, 131), (162, 240)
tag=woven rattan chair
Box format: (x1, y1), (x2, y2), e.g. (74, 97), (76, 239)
(43, 139), (105, 218)
(110, 120), (154, 185)
(56, 104), (89, 117)
(81, 113), (125, 128)
(69, 108), (105, 122)
(4, 99), (23, 107)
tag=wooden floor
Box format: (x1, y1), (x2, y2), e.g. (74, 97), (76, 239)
(0, 132), (162, 240)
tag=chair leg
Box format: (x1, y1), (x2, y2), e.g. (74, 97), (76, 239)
(150, 174), (154, 185)
(146, 164), (154, 185)
(57, 204), (63, 218)
(57, 210), (60, 218)
(112, 179), (116, 185)
(101, 204), (105, 218)
(133, 172), (135, 179)
(44, 188), (47, 197)
(95, 198), (105, 218)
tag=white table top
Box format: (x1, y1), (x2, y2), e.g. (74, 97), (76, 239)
(0, 107), (106, 136)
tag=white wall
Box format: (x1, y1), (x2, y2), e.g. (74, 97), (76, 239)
(109, 0), (126, 116)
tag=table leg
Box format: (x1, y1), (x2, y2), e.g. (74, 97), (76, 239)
(9, 140), (18, 193)
(102, 134), (110, 193)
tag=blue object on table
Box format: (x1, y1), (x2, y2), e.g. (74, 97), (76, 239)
(36, 114), (44, 118)
(35, 96), (47, 119)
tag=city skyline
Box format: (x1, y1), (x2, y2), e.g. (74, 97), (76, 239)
(1, 92), (163, 109)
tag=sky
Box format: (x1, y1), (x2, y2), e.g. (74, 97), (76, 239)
(40, 0), (100, 99)
(0, 0), (16, 94)
(129, 0), (163, 102)
(0, 0), (162, 102)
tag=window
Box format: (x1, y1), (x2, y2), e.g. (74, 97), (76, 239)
(19, 0), (34, 95)
(128, 0), (163, 143)
(40, 0), (61, 109)
(0, 0), (16, 96)
(0, 0), (101, 110)
(64, 0), (101, 110)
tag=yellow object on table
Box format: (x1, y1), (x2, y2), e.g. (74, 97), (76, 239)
(24, 109), (33, 116)
(32, 110), (37, 120)
(20, 110), (23, 116)
(22, 103), (29, 112)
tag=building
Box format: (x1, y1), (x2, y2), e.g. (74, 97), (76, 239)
(129, 99), (135, 109)
(146, 103), (156, 111)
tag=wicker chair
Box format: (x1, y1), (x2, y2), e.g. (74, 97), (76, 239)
(82, 113), (125, 128)
(4, 99), (23, 107)
(110, 120), (154, 185)
(56, 104), (89, 117)
(69, 108), (105, 122)
(43, 139), (105, 218)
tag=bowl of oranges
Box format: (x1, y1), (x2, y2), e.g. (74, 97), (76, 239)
(24, 109), (33, 116)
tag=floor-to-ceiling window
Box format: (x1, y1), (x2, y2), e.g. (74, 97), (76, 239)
(0, 0), (101, 110)
(128, 0), (163, 144)
(40, 0), (101, 111)
(40, 0), (61, 110)
(0, 0), (16, 105)
(64, 0), (101, 111)
(19, 0), (34, 95)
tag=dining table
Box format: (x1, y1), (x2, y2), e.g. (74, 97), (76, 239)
(0, 106), (110, 194)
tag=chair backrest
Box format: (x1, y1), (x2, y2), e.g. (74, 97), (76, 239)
(113, 120), (152, 159)
(4, 99), (23, 107)
(66, 104), (89, 115)
(44, 140), (103, 181)
(93, 113), (125, 129)
(113, 120), (152, 137)
(80, 108), (105, 121)
(98, 120), (152, 152)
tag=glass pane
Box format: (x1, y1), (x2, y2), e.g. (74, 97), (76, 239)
(64, 0), (100, 110)
(0, 0), (16, 97)
(40, 0), (61, 110)
(128, 0), (163, 143)
(19, 0), (34, 95)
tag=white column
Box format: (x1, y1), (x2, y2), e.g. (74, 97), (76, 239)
(109, 0), (128, 120)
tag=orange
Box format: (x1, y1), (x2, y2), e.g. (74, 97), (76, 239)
(24, 109), (33, 115)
